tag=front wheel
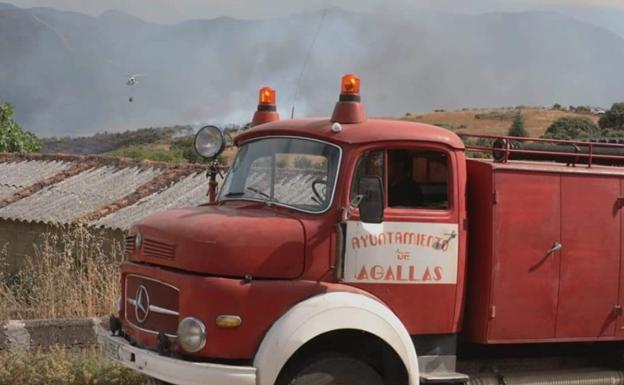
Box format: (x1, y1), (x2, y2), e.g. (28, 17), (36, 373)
(282, 355), (385, 385)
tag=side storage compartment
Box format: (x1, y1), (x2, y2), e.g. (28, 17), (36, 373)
(464, 160), (624, 344)
(556, 174), (620, 338)
(487, 170), (561, 341)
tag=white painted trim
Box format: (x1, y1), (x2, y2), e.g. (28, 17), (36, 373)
(253, 292), (419, 385)
(102, 333), (256, 385)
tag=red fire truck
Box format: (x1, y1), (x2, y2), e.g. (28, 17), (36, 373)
(104, 74), (624, 385)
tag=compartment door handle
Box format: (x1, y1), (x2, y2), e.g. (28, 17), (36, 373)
(547, 242), (562, 255)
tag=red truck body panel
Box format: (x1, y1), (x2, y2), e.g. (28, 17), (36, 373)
(120, 261), (378, 359)
(465, 159), (624, 343)
(129, 204), (306, 279)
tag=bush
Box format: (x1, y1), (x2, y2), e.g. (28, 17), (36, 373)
(542, 116), (601, 140)
(43, 126), (191, 155)
(108, 136), (227, 165)
(434, 122), (455, 130)
(462, 137), (494, 159)
(598, 102), (624, 131)
(108, 144), (184, 162)
(0, 346), (146, 385)
(508, 113), (528, 137)
(475, 111), (516, 121)
(567, 105), (592, 114)
(0, 103), (41, 152)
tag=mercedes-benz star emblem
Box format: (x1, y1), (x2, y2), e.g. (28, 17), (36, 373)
(135, 285), (150, 323)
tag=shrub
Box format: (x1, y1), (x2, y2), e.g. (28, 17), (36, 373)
(475, 111), (516, 121)
(542, 116), (601, 140)
(0, 346), (146, 385)
(0, 102), (41, 152)
(434, 122), (454, 130)
(107, 144), (184, 162)
(508, 113), (528, 137)
(598, 102), (624, 131)
(462, 137), (494, 159)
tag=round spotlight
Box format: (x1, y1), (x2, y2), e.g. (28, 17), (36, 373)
(177, 317), (206, 353)
(194, 125), (225, 159)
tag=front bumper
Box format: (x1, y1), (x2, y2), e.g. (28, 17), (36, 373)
(101, 333), (256, 385)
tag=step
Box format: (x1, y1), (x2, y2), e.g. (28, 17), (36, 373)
(420, 371), (470, 383)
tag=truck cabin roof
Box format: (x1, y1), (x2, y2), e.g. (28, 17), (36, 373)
(235, 118), (466, 150)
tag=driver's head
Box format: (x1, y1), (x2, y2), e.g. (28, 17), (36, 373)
(389, 150), (412, 184)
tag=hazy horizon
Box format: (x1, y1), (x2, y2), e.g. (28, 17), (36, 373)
(2, 1), (624, 136)
(6, 0), (624, 24)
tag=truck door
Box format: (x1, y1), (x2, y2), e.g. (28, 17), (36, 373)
(556, 175), (620, 338)
(343, 147), (462, 334)
(488, 171), (560, 341)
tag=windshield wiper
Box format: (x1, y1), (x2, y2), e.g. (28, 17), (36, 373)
(246, 186), (270, 199)
(224, 191), (245, 197)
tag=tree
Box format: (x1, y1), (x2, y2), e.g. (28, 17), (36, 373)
(508, 113), (528, 137)
(0, 103), (41, 152)
(542, 116), (601, 140)
(598, 102), (624, 131)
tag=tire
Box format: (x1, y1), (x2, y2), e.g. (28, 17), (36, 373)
(285, 355), (385, 385)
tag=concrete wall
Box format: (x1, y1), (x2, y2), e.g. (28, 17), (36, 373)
(0, 317), (108, 350)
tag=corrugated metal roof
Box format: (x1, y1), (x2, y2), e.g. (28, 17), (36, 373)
(92, 170), (325, 230)
(0, 185), (21, 201)
(0, 160), (69, 200)
(93, 172), (212, 230)
(0, 166), (162, 225)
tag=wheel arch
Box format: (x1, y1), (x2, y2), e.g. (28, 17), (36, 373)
(252, 291), (419, 385)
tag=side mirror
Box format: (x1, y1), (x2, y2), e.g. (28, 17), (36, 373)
(357, 176), (384, 223)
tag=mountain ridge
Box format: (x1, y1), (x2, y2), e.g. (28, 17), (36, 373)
(1, 4), (623, 136)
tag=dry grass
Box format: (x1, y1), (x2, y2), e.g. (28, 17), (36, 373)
(0, 345), (146, 385)
(403, 107), (600, 137)
(0, 226), (122, 320)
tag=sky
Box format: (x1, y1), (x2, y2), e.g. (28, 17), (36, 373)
(7, 0), (624, 23)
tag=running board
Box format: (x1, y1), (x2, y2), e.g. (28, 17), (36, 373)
(420, 371), (470, 383)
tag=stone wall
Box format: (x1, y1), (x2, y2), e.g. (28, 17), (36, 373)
(0, 317), (108, 350)
(0, 219), (125, 274)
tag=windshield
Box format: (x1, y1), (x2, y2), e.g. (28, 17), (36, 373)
(220, 137), (341, 213)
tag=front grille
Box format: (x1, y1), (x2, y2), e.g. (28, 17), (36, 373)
(125, 274), (179, 337)
(124, 235), (136, 256)
(143, 238), (176, 259)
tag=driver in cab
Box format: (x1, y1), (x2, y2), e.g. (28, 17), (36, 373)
(388, 151), (423, 207)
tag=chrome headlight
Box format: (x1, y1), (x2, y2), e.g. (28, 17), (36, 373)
(177, 317), (206, 353)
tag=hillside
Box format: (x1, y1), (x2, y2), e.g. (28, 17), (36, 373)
(40, 106), (603, 166)
(402, 107), (600, 137)
(1, 5), (624, 136)
(41, 126), (193, 154)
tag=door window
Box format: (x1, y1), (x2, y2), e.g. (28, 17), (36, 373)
(388, 149), (449, 210)
(351, 149), (451, 211)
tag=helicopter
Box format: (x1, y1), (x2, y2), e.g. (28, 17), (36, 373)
(126, 74), (145, 102)
(126, 74), (145, 86)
